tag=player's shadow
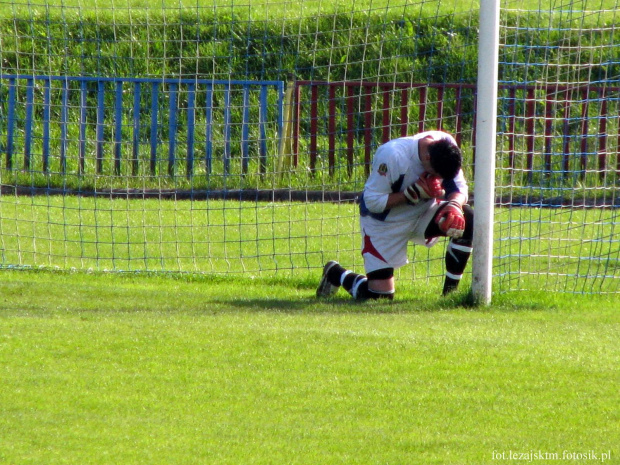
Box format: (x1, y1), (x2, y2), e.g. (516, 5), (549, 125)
(223, 292), (474, 314)
(223, 297), (318, 313)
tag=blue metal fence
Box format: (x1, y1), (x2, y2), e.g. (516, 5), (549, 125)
(0, 75), (285, 178)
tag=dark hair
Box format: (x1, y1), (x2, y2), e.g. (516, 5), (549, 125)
(428, 138), (462, 179)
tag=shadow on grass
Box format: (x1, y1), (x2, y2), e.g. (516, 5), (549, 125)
(221, 291), (475, 314)
(0, 268), (483, 315)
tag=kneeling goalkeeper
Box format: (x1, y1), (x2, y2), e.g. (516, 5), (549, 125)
(317, 130), (474, 300)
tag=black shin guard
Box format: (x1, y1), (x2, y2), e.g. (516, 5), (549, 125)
(442, 205), (474, 295)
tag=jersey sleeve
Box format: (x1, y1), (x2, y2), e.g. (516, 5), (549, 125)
(443, 169), (469, 202)
(362, 150), (403, 213)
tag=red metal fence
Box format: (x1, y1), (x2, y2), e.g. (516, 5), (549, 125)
(290, 80), (620, 180)
(291, 81), (476, 176)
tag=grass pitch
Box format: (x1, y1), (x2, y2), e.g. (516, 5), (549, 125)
(0, 270), (618, 464)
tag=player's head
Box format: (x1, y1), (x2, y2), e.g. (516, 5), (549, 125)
(428, 139), (462, 180)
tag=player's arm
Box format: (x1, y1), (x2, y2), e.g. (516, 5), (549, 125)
(363, 178), (394, 213)
(375, 173), (444, 210)
(402, 172), (445, 205)
(363, 154), (405, 213)
(446, 191), (467, 207)
(365, 188), (412, 211)
(441, 169), (468, 207)
(384, 191), (409, 209)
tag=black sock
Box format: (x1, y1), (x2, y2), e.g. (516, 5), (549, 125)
(327, 263), (347, 287)
(341, 272), (366, 295)
(443, 277), (461, 295)
(443, 240), (473, 295)
(340, 273), (394, 300)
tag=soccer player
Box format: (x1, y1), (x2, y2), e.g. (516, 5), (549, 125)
(317, 130), (473, 300)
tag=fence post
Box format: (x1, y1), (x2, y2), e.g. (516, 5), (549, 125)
(277, 80), (296, 178)
(186, 82), (196, 178)
(241, 85), (251, 174)
(43, 79), (51, 172)
(205, 84), (213, 175)
(149, 82), (159, 175)
(96, 80), (105, 174)
(259, 85), (269, 174)
(24, 78), (34, 170)
(310, 84), (318, 172)
(60, 79), (69, 173)
(167, 82), (178, 177)
(114, 81), (123, 175)
(132, 82), (141, 176)
(328, 84), (336, 176)
(79, 80), (88, 174)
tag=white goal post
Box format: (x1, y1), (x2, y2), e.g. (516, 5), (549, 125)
(472, 0), (501, 304)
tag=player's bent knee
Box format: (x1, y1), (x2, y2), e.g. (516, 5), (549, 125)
(463, 204), (474, 222)
(352, 278), (395, 300)
(367, 268), (394, 281)
(356, 282), (394, 300)
(459, 205), (474, 243)
(365, 268), (395, 299)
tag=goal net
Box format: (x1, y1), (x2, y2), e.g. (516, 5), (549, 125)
(0, 0), (478, 288)
(496, 0), (620, 294)
(0, 0), (618, 295)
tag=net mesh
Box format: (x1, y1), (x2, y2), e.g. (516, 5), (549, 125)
(0, 0), (618, 294)
(496, 0), (620, 293)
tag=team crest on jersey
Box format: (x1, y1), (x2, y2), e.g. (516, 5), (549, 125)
(377, 163), (388, 176)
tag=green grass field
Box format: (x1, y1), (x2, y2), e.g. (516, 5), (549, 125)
(1, 195), (617, 464)
(0, 269), (618, 464)
(1, 0), (619, 462)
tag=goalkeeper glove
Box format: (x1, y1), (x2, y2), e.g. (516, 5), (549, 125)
(435, 200), (465, 238)
(403, 173), (445, 205)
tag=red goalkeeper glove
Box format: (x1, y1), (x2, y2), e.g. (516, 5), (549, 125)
(435, 200), (465, 238)
(403, 173), (445, 205)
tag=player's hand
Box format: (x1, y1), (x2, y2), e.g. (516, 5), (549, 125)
(435, 200), (465, 238)
(403, 173), (445, 205)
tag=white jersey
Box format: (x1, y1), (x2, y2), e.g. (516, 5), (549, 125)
(359, 131), (468, 224)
